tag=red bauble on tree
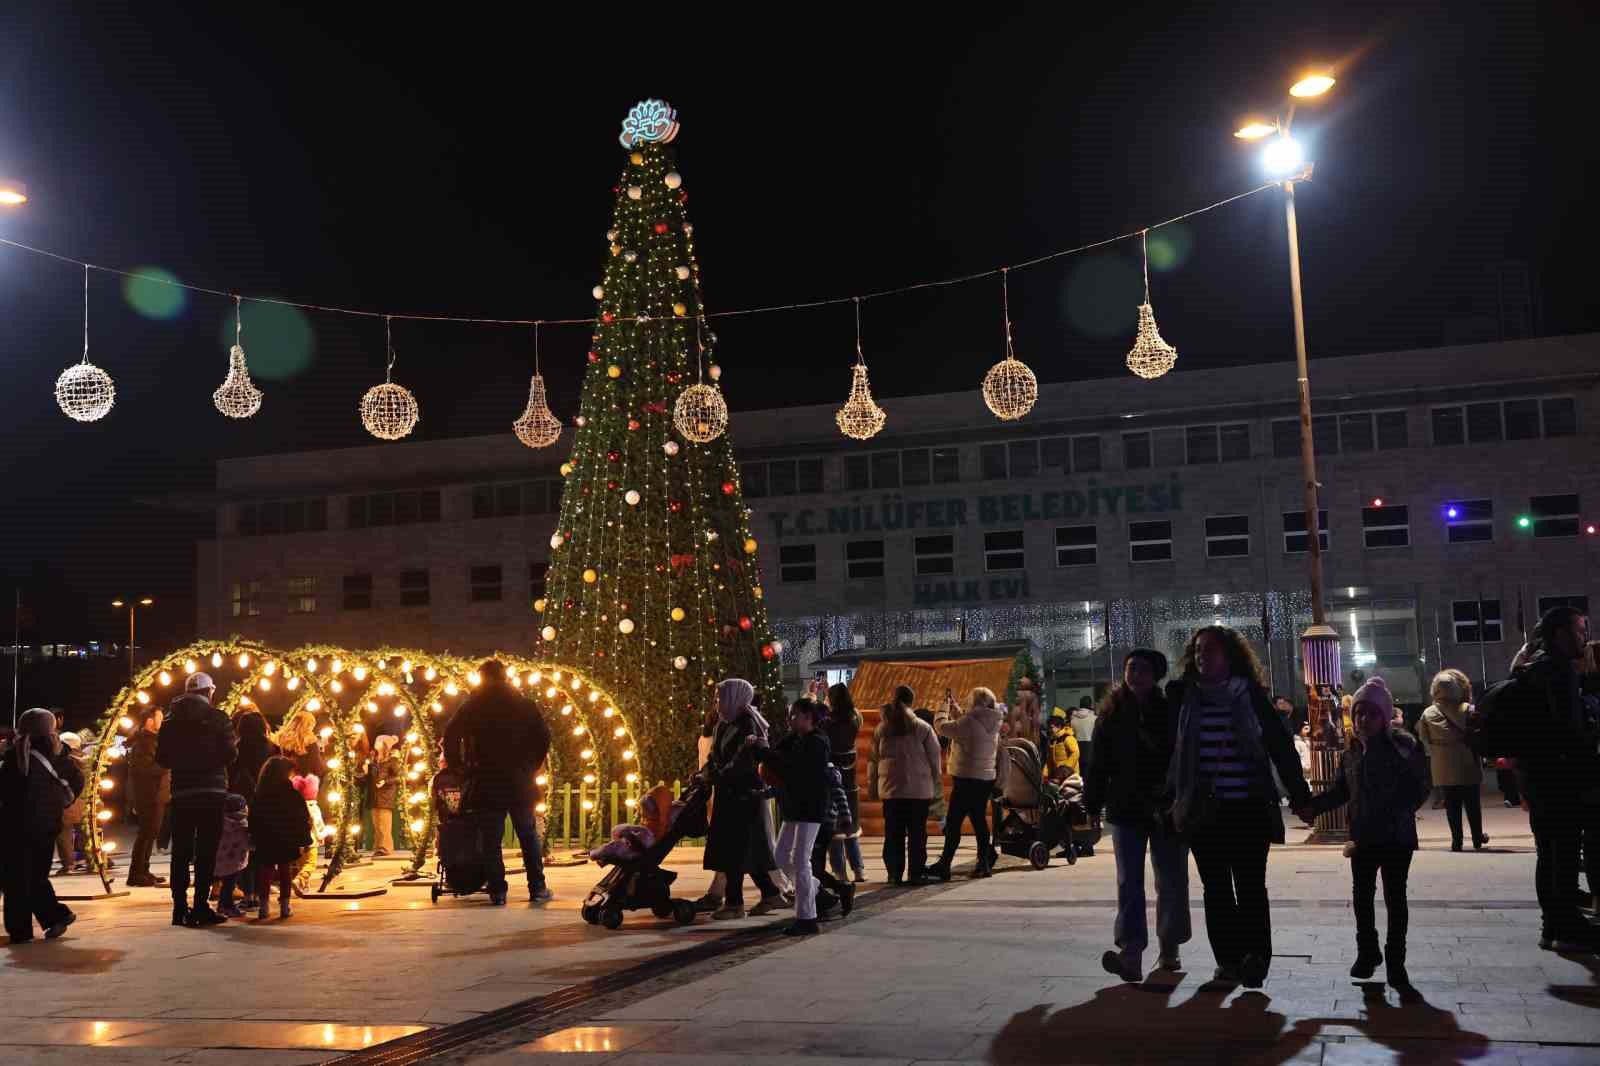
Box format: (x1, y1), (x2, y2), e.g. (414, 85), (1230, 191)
(653, 221), (669, 234)
(628, 418), (641, 431)
(720, 481), (735, 495)
(761, 644), (776, 660)
(738, 616), (752, 631)
(669, 500), (683, 513)
(588, 351), (600, 363)
(607, 450), (621, 462)
(601, 312), (615, 323)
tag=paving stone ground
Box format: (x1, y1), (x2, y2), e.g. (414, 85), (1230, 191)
(3, 799), (1597, 1064)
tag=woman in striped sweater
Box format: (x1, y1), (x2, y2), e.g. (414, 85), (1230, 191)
(1167, 625), (1311, 990)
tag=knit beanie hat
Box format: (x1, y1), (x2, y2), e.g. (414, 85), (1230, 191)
(1351, 676), (1394, 720)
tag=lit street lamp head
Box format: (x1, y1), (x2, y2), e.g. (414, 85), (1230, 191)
(1289, 74), (1336, 98)
(111, 600), (123, 608)
(1261, 135), (1306, 178)
(1233, 121), (1278, 140)
(0, 179), (26, 205)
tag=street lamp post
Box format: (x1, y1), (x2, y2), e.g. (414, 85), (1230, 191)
(111, 598), (154, 684)
(1236, 72), (1345, 840)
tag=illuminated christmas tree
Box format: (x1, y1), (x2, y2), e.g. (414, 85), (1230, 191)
(536, 101), (784, 778)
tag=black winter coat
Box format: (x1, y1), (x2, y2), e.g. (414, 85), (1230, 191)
(442, 679), (552, 810)
(1516, 653), (1600, 807)
(250, 778), (313, 865)
(229, 737), (279, 804)
(0, 745), (86, 842)
(1310, 731), (1430, 849)
(157, 695), (238, 800)
(701, 712), (775, 874)
(1083, 686), (1177, 826)
(754, 732), (833, 823)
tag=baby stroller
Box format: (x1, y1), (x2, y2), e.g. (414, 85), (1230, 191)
(993, 740), (1081, 869)
(429, 766), (491, 904)
(581, 779), (711, 930)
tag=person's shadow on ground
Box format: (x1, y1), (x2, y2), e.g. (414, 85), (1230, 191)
(1293, 983), (1490, 1066)
(1547, 950), (1600, 1009)
(989, 981), (1317, 1065)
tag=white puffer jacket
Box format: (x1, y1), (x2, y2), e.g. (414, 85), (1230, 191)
(936, 701), (1003, 781)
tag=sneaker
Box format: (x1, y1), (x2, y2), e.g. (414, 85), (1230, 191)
(44, 912), (77, 939)
(186, 907), (227, 928)
(217, 902), (244, 919)
(851, 872), (867, 884)
(529, 886), (555, 904)
(839, 883), (856, 918)
(1474, 835), (1490, 850)
(749, 895), (787, 916)
(488, 893), (507, 906)
(782, 918), (821, 936)
(1350, 949), (1383, 980)
(710, 906), (746, 921)
(52, 865), (71, 878)
(1239, 953), (1269, 989)
(1101, 949), (1141, 983)
(1211, 965), (1241, 984)
(926, 862), (952, 883)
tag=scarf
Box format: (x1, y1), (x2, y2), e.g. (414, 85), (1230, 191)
(717, 678), (769, 741)
(1169, 676), (1269, 818)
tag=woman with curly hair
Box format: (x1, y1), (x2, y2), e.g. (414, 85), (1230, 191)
(1166, 625), (1310, 989)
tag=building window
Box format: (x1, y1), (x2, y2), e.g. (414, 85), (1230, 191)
(902, 448), (960, 487)
(473, 482), (557, 519)
(1452, 599), (1502, 644)
(844, 455), (870, 492)
(287, 577), (318, 614)
(237, 498), (326, 536)
(341, 574), (372, 611)
(1007, 441), (1038, 479)
(1445, 499), (1494, 543)
(902, 449), (931, 486)
(780, 544), (817, 583)
(1271, 419), (1299, 460)
(1185, 423), (1249, 465)
(1073, 435), (1103, 472)
(769, 460), (798, 496)
(1055, 525), (1097, 567)
(1123, 431), (1152, 470)
(931, 447), (960, 483)
(742, 459), (822, 497)
(870, 452), (900, 489)
(1376, 410), (1408, 449)
(979, 443), (1008, 480)
(354, 489), (441, 527)
(1042, 436), (1102, 474)
(845, 539), (886, 579)
(1205, 515), (1250, 558)
(1220, 424), (1250, 462)
(1129, 520), (1173, 562)
(915, 535), (955, 575)
(231, 580), (261, 618)
(1538, 595), (1590, 618)
(1185, 425), (1219, 465)
(1362, 504), (1410, 549)
(1283, 510), (1330, 554)
(1433, 397), (1577, 446)
(237, 506), (258, 536)
(399, 569), (430, 607)
(1339, 412), (1374, 453)
(1529, 493), (1581, 538)
(741, 463), (768, 497)
(529, 562), (549, 602)
(469, 565), (502, 603)
(984, 530), (1025, 571)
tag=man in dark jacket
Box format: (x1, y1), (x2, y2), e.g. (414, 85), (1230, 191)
(1516, 606), (1599, 951)
(157, 672), (237, 926)
(442, 659), (553, 905)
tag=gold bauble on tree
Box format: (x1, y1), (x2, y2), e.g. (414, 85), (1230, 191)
(674, 382), (728, 443)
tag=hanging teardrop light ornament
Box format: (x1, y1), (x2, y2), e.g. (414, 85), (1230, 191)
(55, 265), (115, 423)
(835, 297), (886, 440)
(513, 322), (562, 448)
(981, 268), (1037, 421)
(674, 316), (728, 443)
(361, 316), (420, 440)
(213, 295), (264, 419)
(1126, 229), (1178, 380)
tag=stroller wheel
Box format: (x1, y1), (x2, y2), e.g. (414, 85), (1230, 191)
(672, 899), (697, 925)
(601, 907), (624, 930)
(1028, 841), (1051, 870)
(581, 903), (601, 925)
(651, 899), (675, 920)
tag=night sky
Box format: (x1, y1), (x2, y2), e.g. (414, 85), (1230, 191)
(0, 3), (1594, 653)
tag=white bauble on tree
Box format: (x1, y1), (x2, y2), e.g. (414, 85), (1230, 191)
(624, 489), (641, 505)
(618, 618), (635, 634)
(592, 285), (605, 299)
(626, 186), (642, 200)
(673, 656), (688, 670)
(550, 532), (565, 549)
(662, 440), (680, 457)
(55, 362), (115, 423)
(675, 265), (691, 280)
(664, 171), (682, 189)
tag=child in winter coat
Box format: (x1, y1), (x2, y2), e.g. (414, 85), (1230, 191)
(214, 793), (251, 917)
(251, 758), (313, 920)
(368, 735), (402, 856)
(291, 773), (326, 897)
(1304, 677), (1430, 998)
(750, 696), (833, 936)
(1046, 707), (1081, 783)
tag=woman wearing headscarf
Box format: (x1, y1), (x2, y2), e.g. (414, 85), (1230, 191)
(0, 708), (84, 942)
(1167, 625), (1310, 990)
(824, 682), (867, 883)
(701, 678), (783, 919)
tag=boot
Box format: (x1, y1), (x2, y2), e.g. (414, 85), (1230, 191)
(171, 902), (189, 927)
(1350, 937), (1383, 980)
(926, 860), (952, 883)
(1385, 943), (1418, 999)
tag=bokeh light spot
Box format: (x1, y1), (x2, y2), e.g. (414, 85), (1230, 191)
(218, 299), (315, 380)
(123, 267), (187, 320)
(1063, 255), (1141, 339)
(1147, 225), (1193, 272)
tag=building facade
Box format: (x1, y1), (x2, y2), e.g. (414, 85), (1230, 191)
(192, 334), (1600, 707)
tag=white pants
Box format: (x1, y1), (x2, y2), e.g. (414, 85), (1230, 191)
(775, 820), (821, 920)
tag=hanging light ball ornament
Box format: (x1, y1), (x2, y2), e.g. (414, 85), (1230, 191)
(1126, 303), (1179, 380)
(213, 343), (264, 419)
(981, 354), (1038, 422)
(835, 364), (887, 440)
(513, 371), (563, 449)
(55, 362), (116, 423)
(624, 489), (641, 506)
(673, 383), (729, 443)
(360, 381), (420, 440)
(663, 440), (680, 457)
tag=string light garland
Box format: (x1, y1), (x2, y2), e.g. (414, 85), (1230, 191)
(1126, 229), (1179, 380)
(361, 316), (420, 440)
(213, 295), (264, 419)
(835, 297), (887, 440)
(513, 322), (564, 448)
(981, 268), (1037, 421)
(54, 265), (115, 422)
